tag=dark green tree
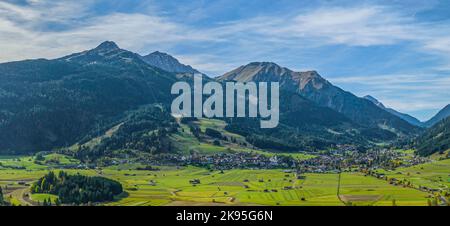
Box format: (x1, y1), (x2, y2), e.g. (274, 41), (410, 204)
(0, 186), (4, 204)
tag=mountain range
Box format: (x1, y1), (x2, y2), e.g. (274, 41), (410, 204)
(363, 95), (450, 128)
(1, 41), (446, 155)
(424, 104), (450, 127)
(218, 62), (420, 135)
(0, 41), (177, 153)
(363, 95), (424, 127)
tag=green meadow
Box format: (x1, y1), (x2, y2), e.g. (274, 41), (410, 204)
(375, 159), (450, 190)
(1, 154), (440, 206)
(339, 173), (429, 206)
(170, 118), (316, 160)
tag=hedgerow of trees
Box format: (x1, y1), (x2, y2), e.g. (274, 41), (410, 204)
(0, 186), (4, 205)
(31, 171), (123, 205)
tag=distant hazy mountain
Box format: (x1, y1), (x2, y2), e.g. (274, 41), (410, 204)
(218, 62), (421, 136)
(416, 116), (450, 156)
(363, 95), (424, 127)
(425, 104), (450, 127)
(141, 51), (201, 74)
(0, 41), (177, 153)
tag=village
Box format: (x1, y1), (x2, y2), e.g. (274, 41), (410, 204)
(142, 147), (430, 173)
(51, 145), (431, 175)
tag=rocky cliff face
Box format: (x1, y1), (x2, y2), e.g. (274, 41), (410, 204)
(218, 62), (421, 136)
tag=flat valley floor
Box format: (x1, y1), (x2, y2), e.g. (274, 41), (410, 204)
(1, 155), (449, 206)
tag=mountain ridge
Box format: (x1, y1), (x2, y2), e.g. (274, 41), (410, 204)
(141, 51), (201, 74)
(416, 115), (450, 156)
(363, 95), (424, 127)
(425, 104), (450, 127)
(218, 62), (422, 136)
(0, 41), (178, 153)
(0, 42), (426, 155)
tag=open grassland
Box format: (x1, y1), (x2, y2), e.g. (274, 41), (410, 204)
(30, 193), (59, 203)
(0, 168), (97, 206)
(169, 118), (315, 160)
(0, 154), (442, 206)
(375, 159), (450, 190)
(430, 149), (450, 161)
(103, 167), (343, 206)
(0, 154), (79, 170)
(339, 173), (428, 206)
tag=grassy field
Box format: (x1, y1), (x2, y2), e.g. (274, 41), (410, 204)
(1, 153), (438, 206)
(375, 158), (450, 191)
(30, 193), (59, 203)
(339, 173), (429, 206)
(169, 118), (315, 160)
(0, 154), (79, 170)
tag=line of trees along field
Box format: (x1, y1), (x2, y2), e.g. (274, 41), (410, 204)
(31, 171), (123, 205)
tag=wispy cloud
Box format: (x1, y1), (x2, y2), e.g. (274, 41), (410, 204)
(0, 1), (208, 61)
(0, 0), (449, 119)
(2, 2), (450, 66)
(330, 74), (450, 120)
(271, 6), (416, 46)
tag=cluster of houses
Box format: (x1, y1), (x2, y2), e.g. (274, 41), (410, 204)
(54, 145), (432, 174)
(296, 148), (430, 173)
(154, 152), (297, 169)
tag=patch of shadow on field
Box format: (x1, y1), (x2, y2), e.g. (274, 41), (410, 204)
(339, 195), (382, 202)
(114, 191), (129, 200)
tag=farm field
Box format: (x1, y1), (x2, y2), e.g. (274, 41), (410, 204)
(375, 159), (450, 191)
(0, 154), (437, 206)
(339, 173), (429, 206)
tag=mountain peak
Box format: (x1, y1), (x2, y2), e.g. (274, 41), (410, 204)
(59, 41), (145, 66)
(248, 61), (280, 67)
(95, 41), (120, 51)
(246, 62), (287, 71)
(141, 51), (200, 74)
(217, 62), (293, 82)
(218, 62), (329, 88)
(297, 70), (329, 90)
(150, 51), (171, 57)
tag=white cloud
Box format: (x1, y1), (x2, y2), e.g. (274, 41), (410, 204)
(2, 2), (450, 65)
(0, 1), (449, 118)
(329, 74), (450, 118)
(0, 1), (208, 62)
(277, 6), (416, 46)
(330, 74), (450, 86)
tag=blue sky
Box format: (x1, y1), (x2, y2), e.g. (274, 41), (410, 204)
(0, 0), (449, 121)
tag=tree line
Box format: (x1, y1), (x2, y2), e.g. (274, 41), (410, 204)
(31, 171), (123, 205)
